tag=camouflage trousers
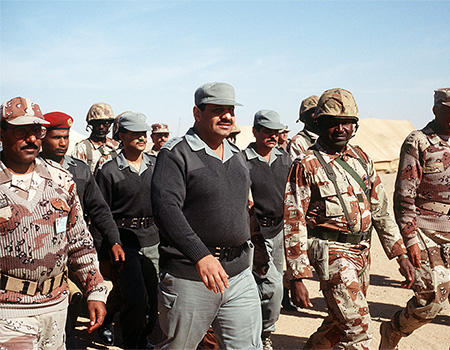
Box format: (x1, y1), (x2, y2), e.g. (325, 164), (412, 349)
(0, 308), (67, 350)
(305, 241), (372, 350)
(390, 227), (450, 336)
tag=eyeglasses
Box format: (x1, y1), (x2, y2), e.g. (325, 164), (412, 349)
(12, 125), (47, 140)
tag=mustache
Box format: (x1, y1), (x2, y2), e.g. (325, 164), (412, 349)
(21, 143), (39, 150)
(267, 138), (277, 143)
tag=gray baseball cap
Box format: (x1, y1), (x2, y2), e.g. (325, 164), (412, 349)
(118, 111), (152, 132)
(253, 110), (285, 130)
(195, 82), (242, 106)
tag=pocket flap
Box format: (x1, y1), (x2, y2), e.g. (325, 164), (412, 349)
(158, 286), (177, 309)
(423, 162), (444, 173)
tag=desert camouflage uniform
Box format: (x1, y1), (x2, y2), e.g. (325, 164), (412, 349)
(390, 120), (450, 336)
(0, 157), (106, 348)
(284, 140), (406, 349)
(288, 129), (319, 161)
(149, 145), (160, 157)
(71, 137), (120, 173)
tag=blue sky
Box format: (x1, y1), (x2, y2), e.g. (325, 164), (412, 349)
(1, 0), (449, 137)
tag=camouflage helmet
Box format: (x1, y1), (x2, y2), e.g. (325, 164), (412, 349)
(313, 88), (359, 121)
(86, 102), (115, 123)
(297, 95), (319, 123)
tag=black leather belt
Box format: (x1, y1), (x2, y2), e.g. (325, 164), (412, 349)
(116, 217), (154, 229)
(258, 216), (283, 227)
(309, 228), (370, 244)
(210, 243), (247, 262)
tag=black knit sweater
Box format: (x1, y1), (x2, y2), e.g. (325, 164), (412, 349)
(151, 137), (251, 281)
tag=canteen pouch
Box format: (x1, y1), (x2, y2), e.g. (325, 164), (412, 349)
(307, 238), (329, 281)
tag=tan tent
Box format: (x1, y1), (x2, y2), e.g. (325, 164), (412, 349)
(234, 118), (415, 173)
(351, 118), (414, 172)
(68, 129), (88, 155)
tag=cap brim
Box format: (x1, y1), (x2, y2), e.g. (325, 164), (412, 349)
(202, 98), (243, 106)
(6, 116), (50, 126)
(257, 121), (286, 130)
(123, 123), (152, 132)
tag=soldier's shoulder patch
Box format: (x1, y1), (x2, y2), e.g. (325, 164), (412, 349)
(162, 137), (183, 151)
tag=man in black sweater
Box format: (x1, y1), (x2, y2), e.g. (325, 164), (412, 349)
(152, 82), (262, 349)
(41, 111), (125, 348)
(243, 110), (292, 350)
(96, 111), (159, 349)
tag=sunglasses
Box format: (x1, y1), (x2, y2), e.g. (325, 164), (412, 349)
(11, 125), (47, 140)
(90, 120), (112, 127)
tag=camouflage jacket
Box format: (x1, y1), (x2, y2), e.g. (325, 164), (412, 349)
(288, 129), (319, 161)
(0, 157), (106, 317)
(149, 145), (160, 157)
(395, 120), (450, 247)
(71, 137), (120, 173)
(284, 140), (406, 280)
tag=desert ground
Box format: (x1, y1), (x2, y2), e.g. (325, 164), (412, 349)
(74, 173), (450, 350)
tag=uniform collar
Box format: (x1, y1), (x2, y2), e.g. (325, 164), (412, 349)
(116, 152), (152, 174)
(61, 155), (77, 170)
(244, 142), (282, 165)
(185, 128), (238, 163)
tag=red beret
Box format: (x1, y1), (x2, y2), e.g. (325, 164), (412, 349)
(43, 112), (73, 129)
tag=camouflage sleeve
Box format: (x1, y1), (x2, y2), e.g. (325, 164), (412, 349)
(393, 132), (422, 248)
(356, 146), (407, 259)
(66, 181), (107, 302)
(289, 135), (308, 161)
(71, 141), (88, 163)
(283, 160), (314, 280)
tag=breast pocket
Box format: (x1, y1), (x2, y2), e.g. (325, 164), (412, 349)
(423, 162), (444, 174)
(318, 183), (348, 217)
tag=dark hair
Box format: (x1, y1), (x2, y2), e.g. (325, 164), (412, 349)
(118, 127), (128, 134)
(196, 104), (206, 111)
(253, 124), (263, 132)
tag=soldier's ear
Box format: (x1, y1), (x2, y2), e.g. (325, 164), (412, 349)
(193, 106), (201, 122)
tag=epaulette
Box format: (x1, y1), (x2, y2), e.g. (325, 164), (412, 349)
(161, 137), (183, 151)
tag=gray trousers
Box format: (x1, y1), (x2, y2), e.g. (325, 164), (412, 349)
(158, 267), (262, 350)
(253, 231), (284, 334)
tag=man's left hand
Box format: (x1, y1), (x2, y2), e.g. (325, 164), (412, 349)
(398, 257), (415, 289)
(87, 300), (106, 333)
